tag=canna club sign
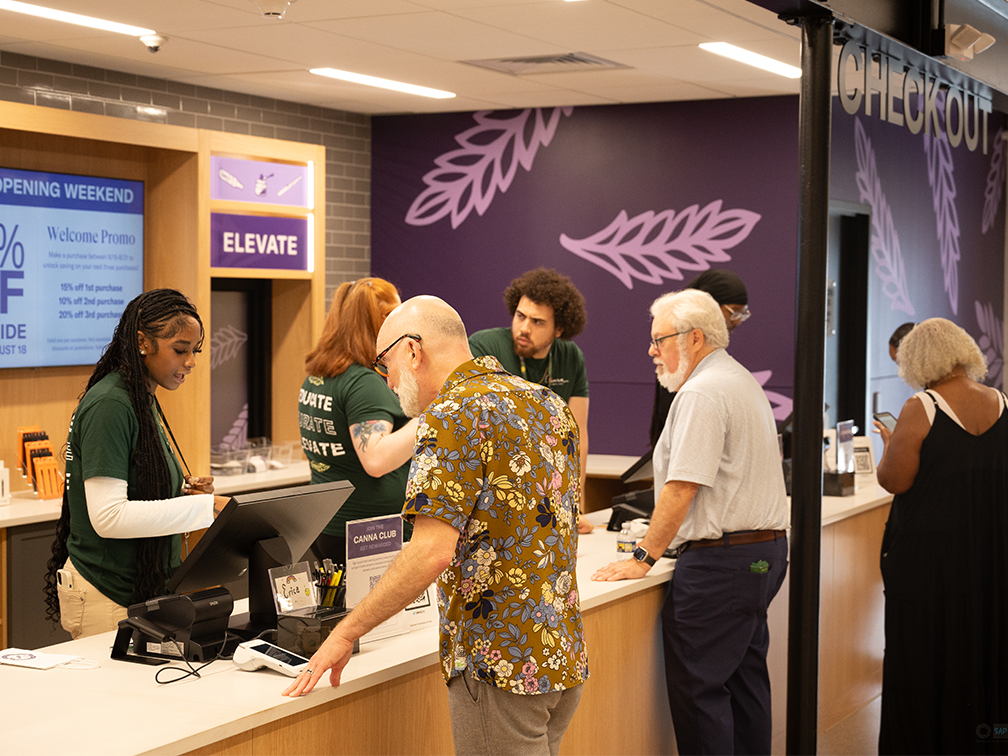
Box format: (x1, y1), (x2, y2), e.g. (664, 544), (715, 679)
(837, 37), (995, 154)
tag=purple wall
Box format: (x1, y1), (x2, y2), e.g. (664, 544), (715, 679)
(830, 100), (1007, 435)
(372, 98), (801, 456)
(371, 96), (1005, 456)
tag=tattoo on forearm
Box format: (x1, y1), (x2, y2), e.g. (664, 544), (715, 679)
(353, 420), (391, 450)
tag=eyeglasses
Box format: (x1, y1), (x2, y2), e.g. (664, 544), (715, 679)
(725, 305), (751, 324)
(649, 330), (690, 350)
(372, 333), (421, 378)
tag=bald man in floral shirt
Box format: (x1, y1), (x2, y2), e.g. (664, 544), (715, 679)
(284, 295), (588, 756)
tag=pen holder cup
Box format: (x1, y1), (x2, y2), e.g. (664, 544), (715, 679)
(276, 606), (359, 657)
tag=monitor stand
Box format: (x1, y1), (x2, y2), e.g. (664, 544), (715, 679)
(227, 535), (290, 640)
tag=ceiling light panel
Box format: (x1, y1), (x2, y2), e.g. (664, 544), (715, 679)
(0, 1), (155, 35)
(310, 67), (455, 98)
(699, 41), (801, 78)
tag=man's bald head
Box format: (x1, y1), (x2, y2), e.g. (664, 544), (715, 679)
(377, 295), (473, 417)
(381, 295), (468, 351)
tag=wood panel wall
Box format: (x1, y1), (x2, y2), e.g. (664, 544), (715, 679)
(0, 101), (325, 491)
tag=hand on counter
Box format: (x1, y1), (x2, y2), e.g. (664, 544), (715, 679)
(591, 558), (649, 582)
(578, 514), (594, 534)
(281, 628), (354, 698)
(183, 475), (215, 495)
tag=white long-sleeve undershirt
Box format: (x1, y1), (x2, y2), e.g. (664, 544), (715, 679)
(84, 476), (214, 539)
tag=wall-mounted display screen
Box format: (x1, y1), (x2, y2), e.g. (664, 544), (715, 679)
(0, 167), (143, 369)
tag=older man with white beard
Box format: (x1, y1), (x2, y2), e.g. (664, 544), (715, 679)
(593, 288), (789, 756)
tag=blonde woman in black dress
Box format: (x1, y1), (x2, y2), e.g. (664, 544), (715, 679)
(875, 317), (1008, 754)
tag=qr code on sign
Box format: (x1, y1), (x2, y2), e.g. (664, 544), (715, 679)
(369, 574), (381, 592)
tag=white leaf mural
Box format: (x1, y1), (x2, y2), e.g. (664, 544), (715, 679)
(558, 201), (760, 289)
(975, 300), (1004, 389)
(982, 127), (1006, 234)
(211, 323), (248, 370)
(923, 127), (961, 314)
(405, 107), (573, 229)
(221, 403), (249, 451)
(854, 118), (915, 315)
(752, 370), (793, 422)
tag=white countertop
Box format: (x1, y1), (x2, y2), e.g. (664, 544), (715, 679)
(0, 509), (669, 756)
(820, 477), (893, 527)
(0, 462), (313, 529)
(585, 453), (641, 479)
(0, 464), (894, 533)
(212, 460), (311, 495)
(0, 491), (896, 756)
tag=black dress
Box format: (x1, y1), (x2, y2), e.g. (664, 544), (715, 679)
(879, 390), (1008, 754)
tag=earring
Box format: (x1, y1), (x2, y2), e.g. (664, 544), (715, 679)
(140, 349), (146, 355)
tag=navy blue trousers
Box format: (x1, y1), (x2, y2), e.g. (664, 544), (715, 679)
(661, 535), (788, 755)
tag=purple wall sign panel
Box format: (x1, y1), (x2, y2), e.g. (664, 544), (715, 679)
(346, 516), (403, 561)
(210, 156), (309, 208)
(372, 99), (800, 455)
(210, 213), (308, 271)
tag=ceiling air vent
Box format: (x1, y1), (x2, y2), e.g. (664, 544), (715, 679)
(463, 52), (629, 76)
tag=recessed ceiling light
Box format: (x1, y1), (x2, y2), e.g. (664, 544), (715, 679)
(310, 68), (455, 99)
(699, 42), (801, 79)
(0, 0), (155, 36)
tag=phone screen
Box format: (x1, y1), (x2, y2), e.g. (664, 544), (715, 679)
(873, 412), (897, 432)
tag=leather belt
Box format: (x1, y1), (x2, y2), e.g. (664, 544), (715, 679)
(685, 529), (785, 552)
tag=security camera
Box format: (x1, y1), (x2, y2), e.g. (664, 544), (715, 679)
(255, 0), (294, 19)
(140, 34), (166, 53)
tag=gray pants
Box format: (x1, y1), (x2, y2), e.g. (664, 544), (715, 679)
(447, 670), (583, 756)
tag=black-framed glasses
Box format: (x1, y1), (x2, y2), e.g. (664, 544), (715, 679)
(649, 330), (690, 350)
(726, 305), (751, 324)
(372, 333), (421, 377)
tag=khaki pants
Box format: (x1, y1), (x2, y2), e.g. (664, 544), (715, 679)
(448, 669), (583, 756)
(57, 559), (128, 639)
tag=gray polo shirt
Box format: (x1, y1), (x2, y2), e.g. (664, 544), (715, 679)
(654, 348), (789, 550)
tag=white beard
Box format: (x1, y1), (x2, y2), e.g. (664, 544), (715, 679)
(395, 364), (423, 418)
(656, 340), (690, 393)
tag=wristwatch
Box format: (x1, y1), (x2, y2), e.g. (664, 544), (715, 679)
(632, 546), (656, 567)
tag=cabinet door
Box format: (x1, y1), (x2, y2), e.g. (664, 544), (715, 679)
(8, 521), (71, 649)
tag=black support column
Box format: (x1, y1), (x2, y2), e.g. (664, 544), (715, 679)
(787, 11), (833, 756)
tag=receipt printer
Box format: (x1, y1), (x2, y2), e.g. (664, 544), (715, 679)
(112, 587), (233, 664)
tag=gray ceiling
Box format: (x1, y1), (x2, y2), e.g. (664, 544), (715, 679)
(0, 0), (804, 114)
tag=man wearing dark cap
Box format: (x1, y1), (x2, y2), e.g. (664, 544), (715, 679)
(888, 322), (915, 362)
(649, 269), (751, 446)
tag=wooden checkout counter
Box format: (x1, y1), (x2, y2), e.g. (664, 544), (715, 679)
(0, 456), (892, 755)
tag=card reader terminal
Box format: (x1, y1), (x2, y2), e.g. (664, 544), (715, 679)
(232, 640), (309, 677)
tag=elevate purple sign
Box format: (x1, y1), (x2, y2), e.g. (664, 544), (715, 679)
(210, 213), (308, 271)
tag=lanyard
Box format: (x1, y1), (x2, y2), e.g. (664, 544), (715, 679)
(154, 397), (192, 478)
(518, 344), (553, 387)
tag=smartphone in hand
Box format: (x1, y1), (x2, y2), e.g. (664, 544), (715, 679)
(873, 411), (897, 432)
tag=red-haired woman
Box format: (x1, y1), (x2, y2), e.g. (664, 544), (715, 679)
(299, 278), (418, 561)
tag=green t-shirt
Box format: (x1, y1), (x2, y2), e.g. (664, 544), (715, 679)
(468, 327), (589, 404)
(298, 364), (411, 539)
(65, 372), (185, 607)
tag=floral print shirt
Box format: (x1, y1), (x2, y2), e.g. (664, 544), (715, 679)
(403, 356), (589, 693)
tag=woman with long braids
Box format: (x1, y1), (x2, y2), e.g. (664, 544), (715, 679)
(45, 288), (221, 639)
